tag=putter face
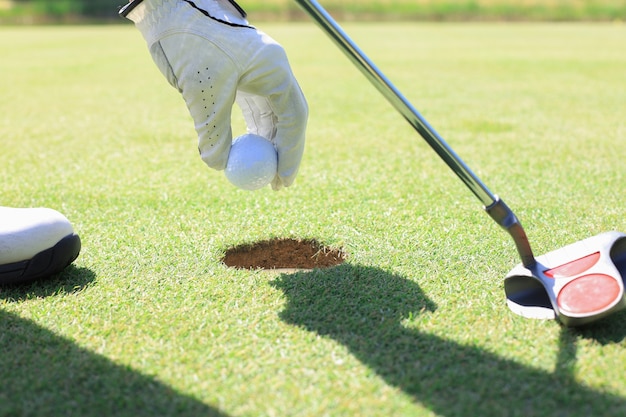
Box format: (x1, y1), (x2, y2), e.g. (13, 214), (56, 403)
(505, 231), (626, 326)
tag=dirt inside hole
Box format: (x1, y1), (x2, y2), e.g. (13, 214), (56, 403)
(221, 238), (346, 270)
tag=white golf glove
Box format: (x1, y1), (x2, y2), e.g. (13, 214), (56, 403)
(121, 0), (308, 190)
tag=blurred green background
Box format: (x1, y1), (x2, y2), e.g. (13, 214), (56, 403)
(1, 0), (625, 23)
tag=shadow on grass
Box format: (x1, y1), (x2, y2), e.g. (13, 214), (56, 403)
(271, 264), (626, 416)
(554, 310), (626, 383)
(0, 265), (96, 301)
(576, 310), (626, 344)
(0, 267), (227, 417)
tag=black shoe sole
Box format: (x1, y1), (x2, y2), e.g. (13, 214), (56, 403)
(0, 233), (81, 285)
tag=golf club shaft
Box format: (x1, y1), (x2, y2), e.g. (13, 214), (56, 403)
(295, 0), (536, 266)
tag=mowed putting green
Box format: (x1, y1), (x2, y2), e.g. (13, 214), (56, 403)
(0, 22), (625, 416)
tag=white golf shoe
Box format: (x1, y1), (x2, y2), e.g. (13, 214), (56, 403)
(0, 207), (81, 285)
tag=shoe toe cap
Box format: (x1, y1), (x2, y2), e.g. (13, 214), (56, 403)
(0, 207), (76, 264)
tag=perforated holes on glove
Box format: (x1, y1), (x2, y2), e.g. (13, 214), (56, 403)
(198, 67), (217, 146)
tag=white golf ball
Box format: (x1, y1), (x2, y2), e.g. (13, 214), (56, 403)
(225, 134), (278, 191)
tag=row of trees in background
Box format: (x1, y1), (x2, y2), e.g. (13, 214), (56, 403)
(3, 0), (626, 22)
(12, 0), (119, 18)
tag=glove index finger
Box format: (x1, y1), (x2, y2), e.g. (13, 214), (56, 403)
(158, 34), (240, 171)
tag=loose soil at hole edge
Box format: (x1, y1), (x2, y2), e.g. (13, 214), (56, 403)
(221, 238), (346, 270)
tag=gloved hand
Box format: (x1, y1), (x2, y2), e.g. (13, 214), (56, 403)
(121, 0), (308, 190)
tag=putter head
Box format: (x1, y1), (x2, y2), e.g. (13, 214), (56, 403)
(505, 231), (626, 326)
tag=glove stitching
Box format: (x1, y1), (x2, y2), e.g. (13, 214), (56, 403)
(182, 0), (254, 29)
(154, 41), (180, 90)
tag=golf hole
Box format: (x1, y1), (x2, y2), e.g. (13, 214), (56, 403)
(221, 238), (346, 270)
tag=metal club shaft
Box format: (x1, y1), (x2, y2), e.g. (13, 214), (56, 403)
(294, 0), (536, 266)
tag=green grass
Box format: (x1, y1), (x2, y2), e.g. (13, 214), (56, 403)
(0, 22), (625, 416)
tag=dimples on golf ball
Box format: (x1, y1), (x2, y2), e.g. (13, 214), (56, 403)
(225, 133), (278, 190)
